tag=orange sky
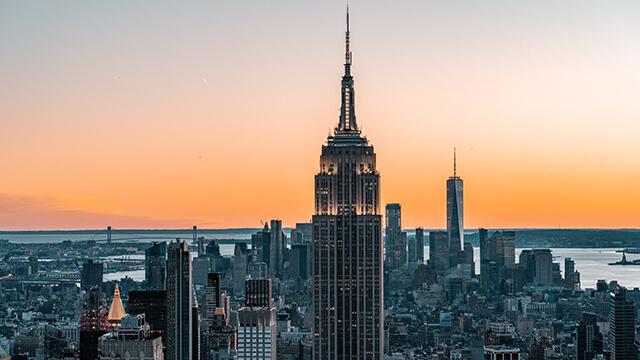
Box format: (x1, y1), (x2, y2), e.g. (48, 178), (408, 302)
(1, 1), (640, 230)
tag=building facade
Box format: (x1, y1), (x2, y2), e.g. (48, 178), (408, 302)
(609, 287), (636, 360)
(446, 152), (464, 267)
(312, 11), (384, 359)
(166, 240), (193, 360)
(145, 242), (166, 291)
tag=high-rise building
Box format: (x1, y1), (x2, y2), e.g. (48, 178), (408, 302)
(289, 244), (312, 280)
(246, 279), (272, 308)
(429, 231), (449, 272)
(201, 273), (236, 360)
(385, 203), (406, 270)
(518, 249), (553, 286)
(291, 222), (313, 245)
(409, 227), (425, 264)
(577, 312), (603, 360)
(80, 290), (110, 360)
(99, 314), (164, 360)
(463, 242), (475, 276)
(609, 287), (636, 360)
(312, 10), (384, 359)
(446, 150), (464, 267)
(565, 257), (581, 291)
(252, 223), (271, 268)
(146, 242), (166, 291)
(81, 260), (104, 291)
(128, 290), (166, 342)
(238, 279), (276, 360)
(495, 231), (516, 269)
(269, 220), (286, 279)
(233, 246), (248, 296)
(204, 273), (221, 324)
(166, 240), (193, 360)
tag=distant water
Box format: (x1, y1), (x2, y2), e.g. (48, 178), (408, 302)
(0, 229), (265, 244)
(104, 246), (640, 289)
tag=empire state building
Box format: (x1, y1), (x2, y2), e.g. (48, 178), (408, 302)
(313, 11), (384, 360)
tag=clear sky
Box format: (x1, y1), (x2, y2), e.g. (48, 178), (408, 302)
(1, 1), (639, 230)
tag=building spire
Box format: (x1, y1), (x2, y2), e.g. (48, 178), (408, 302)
(454, 147), (457, 178)
(345, 5), (352, 75)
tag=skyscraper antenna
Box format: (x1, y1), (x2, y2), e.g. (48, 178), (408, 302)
(453, 147), (457, 178)
(345, 5), (352, 72)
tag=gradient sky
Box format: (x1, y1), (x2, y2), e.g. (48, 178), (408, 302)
(1, 1), (640, 230)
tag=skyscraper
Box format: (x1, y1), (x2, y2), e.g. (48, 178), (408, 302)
(609, 287), (637, 360)
(146, 241), (166, 291)
(238, 279), (276, 360)
(385, 203), (405, 270)
(312, 10), (384, 359)
(81, 259), (104, 291)
(577, 312), (603, 360)
(446, 149), (464, 267)
(166, 240), (192, 360)
(409, 227), (425, 264)
(429, 231), (449, 272)
(269, 219), (286, 278)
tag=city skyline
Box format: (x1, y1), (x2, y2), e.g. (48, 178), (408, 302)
(2, 1), (640, 230)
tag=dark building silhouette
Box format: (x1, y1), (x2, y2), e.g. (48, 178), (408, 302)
(577, 312), (603, 360)
(447, 149), (464, 267)
(79, 290), (109, 360)
(565, 257), (581, 291)
(409, 228), (425, 264)
(269, 219), (286, 279)
(145, 241), (166, 291)
(246, 278), (272, 308)
(166, 240), (192, 360)
(289, 244), (312, 280)
(312, 10), (383, 359)
(609, 287), (637, 360)
(81, 260), (103, 291)
(385, 203), (406, 270)
(206, 240), (221, 258)
(129, 290), (167, 343)
(429, 231), (449, 272)
(519, 249), (553, 286)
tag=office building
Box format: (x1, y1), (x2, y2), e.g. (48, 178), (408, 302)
(565, 257), (581, 291)
(609, 287), (636, 360)
(80, 290), (109, 360)
(519, 249), (553, 286)
(166, 240), (193, 360)
(269, 220), (286, 278)
(146, 242), (166, 291)
(577, 313), (603, 360)
(129, 290), (166, 342)
(446, 149), (464, 267)
(291, 222), (313, 245)
(385, 203), (406, 270)
(233, 246), (248, 296)
(312, 11), (384, 359)
(238, 279), (276, 360)
(408, 227), (425, 264)
(429, 231), (449, 272)
(99, 314), (163, 360)
(81, 260), (104, 291)
(289, 244), (312, 280)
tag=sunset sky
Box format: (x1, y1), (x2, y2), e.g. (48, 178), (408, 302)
(1, 1), (640, 230)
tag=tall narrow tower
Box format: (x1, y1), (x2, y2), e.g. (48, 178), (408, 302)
(166, 240), (193, 360)
(313, 10), (384, 359)
(446, 148), (464, 267)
